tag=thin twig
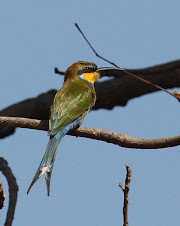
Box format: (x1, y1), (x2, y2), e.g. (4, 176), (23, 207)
(75, 23), (120, 68)
(74, 23), (180, 102)
(0, 116), (180, 149)
(0, 157), (18, 226)
(119, 164), (132, 226)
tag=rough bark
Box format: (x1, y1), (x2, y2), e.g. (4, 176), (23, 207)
(0, 117), (180, 149)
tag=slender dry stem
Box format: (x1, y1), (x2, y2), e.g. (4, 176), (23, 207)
(119, 164), (132, 226)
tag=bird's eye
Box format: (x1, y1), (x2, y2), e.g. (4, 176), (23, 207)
(85, 67), (90, 72)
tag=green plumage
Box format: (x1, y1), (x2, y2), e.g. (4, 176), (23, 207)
(49, 74), (96, 136)
(27, 61), (100, 195)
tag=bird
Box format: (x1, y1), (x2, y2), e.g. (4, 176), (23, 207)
(27, 61), (100, 196)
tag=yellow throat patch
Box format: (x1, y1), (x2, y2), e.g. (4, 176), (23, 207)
(84, 72), (100, 84)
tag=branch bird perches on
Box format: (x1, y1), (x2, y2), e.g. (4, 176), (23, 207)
(0, 117), (180, 149)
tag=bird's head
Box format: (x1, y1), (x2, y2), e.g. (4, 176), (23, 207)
(65, 61), (100, 84)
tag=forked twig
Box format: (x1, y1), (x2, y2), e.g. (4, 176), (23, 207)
(119, 164), (132, 226)
(75, 23), (180, 102)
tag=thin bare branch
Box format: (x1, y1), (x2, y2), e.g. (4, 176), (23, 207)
(0, 157), (18, 226)
(75, 23), (180, 101)
(75, 23), (120, 68)
(0, 116), (180, 149)
(0, 182), (5, 209)
(119, 164), (132, 226)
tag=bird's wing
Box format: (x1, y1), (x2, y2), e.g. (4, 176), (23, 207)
(49, 80), (95, 136)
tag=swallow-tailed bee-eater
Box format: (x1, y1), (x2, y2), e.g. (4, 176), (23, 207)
(27, 61), (100, 195)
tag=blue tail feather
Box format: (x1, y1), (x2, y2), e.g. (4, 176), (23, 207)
(27, 132), (63, 196)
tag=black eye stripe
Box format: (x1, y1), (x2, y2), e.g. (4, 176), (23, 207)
(77, 66), (96, 75)
(77, 69), (86, 75)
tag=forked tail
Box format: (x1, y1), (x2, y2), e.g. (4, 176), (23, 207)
(27, 133), (63, 196)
